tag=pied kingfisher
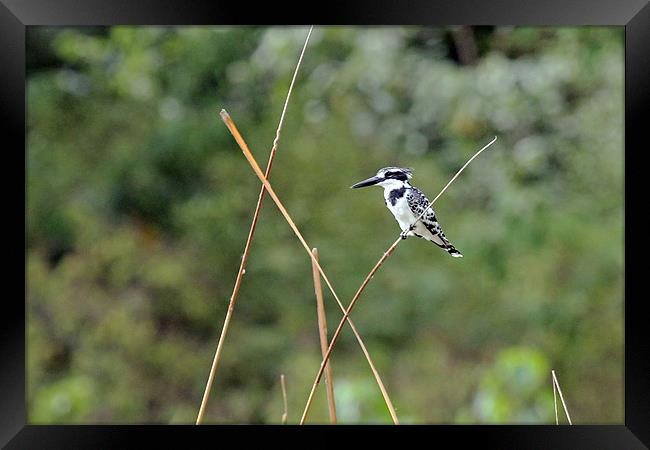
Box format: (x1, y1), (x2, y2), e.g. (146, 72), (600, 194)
(351, 167), (463, 258)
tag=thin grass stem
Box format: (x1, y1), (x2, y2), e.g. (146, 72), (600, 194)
(553, 371), (559, 425)
(281, 374), (288, 424)
(552, 369), (572, 425)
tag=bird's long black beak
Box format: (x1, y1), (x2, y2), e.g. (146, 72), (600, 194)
(350, 175), (382, 189)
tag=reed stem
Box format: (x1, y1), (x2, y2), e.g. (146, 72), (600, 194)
(311, 248), (337, 424)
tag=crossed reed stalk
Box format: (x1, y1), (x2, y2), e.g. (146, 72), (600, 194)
(194, 26), (314, 425)
(197, 26), (398, 425)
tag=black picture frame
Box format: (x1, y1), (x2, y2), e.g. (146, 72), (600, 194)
(3, 0), (648, 447)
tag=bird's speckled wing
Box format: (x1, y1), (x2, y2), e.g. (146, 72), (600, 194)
(406, 187), (461, 257)
(408, 187), (448, 240)
(406, 188), (437, 226)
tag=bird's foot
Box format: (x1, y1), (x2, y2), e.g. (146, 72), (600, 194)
(400, 225), (416, 240)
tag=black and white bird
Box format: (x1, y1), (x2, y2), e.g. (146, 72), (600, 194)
(351, 167), (463, 258)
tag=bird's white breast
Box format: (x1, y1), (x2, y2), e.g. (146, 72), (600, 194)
(384, 190), (416, 231)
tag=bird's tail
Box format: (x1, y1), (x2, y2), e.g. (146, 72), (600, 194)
(444, 244), (463, 258)
(432, 232), (463, 258)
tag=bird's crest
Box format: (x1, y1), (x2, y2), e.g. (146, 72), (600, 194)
(378, 167), (413, 179)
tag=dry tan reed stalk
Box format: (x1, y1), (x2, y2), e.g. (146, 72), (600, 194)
(311, 248), (337, 424)
(552, 370), (572, 425)
(281, 374), (288, 424)
(299, 136), (498, 424)
(195, 26), (314, 425)
(220, 109), (399, 424)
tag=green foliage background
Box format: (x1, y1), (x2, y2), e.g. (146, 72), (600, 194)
(27, 26), (623, 424)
